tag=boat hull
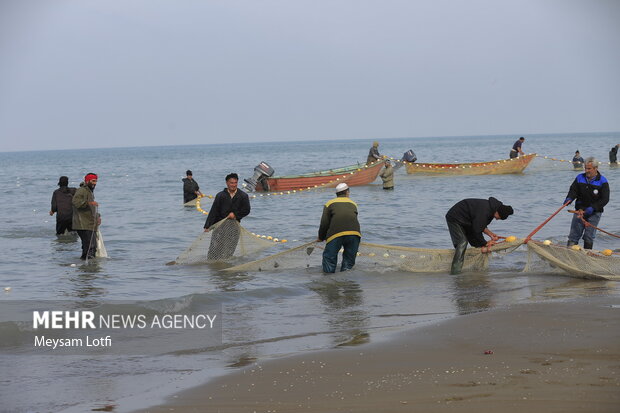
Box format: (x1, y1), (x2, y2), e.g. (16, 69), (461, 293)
(257, 161), (384, 192)
(404, 153), (536, 175)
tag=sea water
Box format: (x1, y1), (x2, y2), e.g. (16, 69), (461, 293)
(1, 132), (619, 412)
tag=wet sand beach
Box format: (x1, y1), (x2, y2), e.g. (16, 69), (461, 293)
(141, 296), (620, 413)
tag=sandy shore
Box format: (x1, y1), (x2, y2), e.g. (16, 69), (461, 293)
(140, 297), (620, 413)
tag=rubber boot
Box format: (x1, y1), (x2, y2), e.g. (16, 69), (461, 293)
(583, 241), (593, 250)
(567, 241), (577, 247)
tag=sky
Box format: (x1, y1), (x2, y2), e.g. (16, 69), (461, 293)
(0, 0), (619, 152)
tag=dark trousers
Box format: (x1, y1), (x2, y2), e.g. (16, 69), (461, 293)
(509, 150), (518, 158)
(322, 235), (361, 273)
(446, 219), (468, 275)
(56, 218), (73, 235)
(207, 220), (240, 260)
(77, 230), (97, 259)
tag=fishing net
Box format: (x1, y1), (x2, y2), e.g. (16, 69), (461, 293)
(95, 229), (108, 258)
(225, 238), (524, 273)
(171, 219), (277, 265)
(525, 241), (620, 280)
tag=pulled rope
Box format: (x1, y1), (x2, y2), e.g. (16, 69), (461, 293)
(524, 200), (571, 243)
(568, 210), (620, 239)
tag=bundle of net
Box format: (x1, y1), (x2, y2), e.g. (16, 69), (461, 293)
(171, 219), (277, 265)
(526, 241), (620, 280)
(225, 238), (524, 273)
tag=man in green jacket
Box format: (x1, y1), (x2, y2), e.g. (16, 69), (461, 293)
(379, 160), (394, 190)
(317, 183), (362, 273)
(72, 173), (100, 260)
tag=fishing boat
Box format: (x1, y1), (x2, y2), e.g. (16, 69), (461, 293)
(250, 160), (384, 192)
(404, 153), (536, 175)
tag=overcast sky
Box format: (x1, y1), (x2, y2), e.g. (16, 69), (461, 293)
(0, 0), (618, 152)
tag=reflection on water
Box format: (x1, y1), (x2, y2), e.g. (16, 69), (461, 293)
(539, 278), (619, 299)
(451, 271), (493, 315)
(309, 278), (370, 346)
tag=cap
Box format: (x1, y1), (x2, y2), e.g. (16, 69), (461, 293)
(335, 183), (349, 193)
(84, 173), (98, 183)
(497, 204), (514, 220)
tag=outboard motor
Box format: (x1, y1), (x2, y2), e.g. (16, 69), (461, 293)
(243, 162), (275, 192)
(402, 149), (417, 163)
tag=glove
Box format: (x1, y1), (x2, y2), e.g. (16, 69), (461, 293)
(583, 207), (594, 218)
(563, 198), (573, 205)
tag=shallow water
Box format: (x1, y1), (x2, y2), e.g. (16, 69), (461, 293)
(1, 132), (619, 412)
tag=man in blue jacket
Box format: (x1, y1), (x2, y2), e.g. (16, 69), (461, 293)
(445, 197), (514, 274)
(565, 157), (610, 249)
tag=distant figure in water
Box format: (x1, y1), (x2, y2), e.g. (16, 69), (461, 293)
(509, 137), (525, 158)
(572, 151), (584, 169)
(445, 197), (514, 275)
(610, 144), (619, 165)
(50, 176), (76, 235)
(379, 160), (394, 190)
(366, 141), (383, 164)
(182, 170), (202, 203)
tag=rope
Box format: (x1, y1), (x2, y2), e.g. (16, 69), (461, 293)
(524, 200), (571, 243)
(568, 210), (620, 239)
(537, 154), (619, 167)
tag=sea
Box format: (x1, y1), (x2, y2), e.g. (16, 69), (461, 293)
(1, 132), (619, 413)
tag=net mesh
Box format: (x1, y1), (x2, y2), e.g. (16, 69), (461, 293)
(172, 219), (277, 265)
(95, 229), (108, 258)
(525, 241), (620, 280)
(225, 238), (524, 273)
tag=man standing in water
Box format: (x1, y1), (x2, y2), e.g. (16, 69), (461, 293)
(50, 176), (76, 235)
(610, 144), (619, 165)
(182, 170), (202, 203)
(203, 173), (251, 259)
(379, 159), (394, 190)
(565, 157), (610, 250)
(509, 137), (525, 158)
(317, 183), (362, 273)
(72, 173), (100, 260)
(445, 197), (513, 275)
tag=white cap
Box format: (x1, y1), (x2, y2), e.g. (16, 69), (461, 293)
(335, 183), (349, 193)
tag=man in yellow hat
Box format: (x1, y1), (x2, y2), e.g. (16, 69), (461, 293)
(317, 183), (361, 273)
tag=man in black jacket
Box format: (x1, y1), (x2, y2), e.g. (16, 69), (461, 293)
(203, 173), (251, 260)
(445, 197), (514, 274)
(565, 157), (610, 249)
(49, 176), (76, 235)
(182, 170), (202, 203)
(610, 144), (619, 165)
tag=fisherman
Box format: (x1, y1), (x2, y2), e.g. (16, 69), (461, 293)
(203, 173), (251, 259)
(509, 137), (525, 158)
(182, 170), (202, 203)
(379, 160), (394, 190)
(610, 144), (619, 165)
(317, 183), (362, 273)
(50, 176), (77, 235)
(445, 197), (514, 275)
(564, 157), (610, 250)
(72, 173), (100, 260)
(572, 151), (584, 169)
(366, 141), (383, 164)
